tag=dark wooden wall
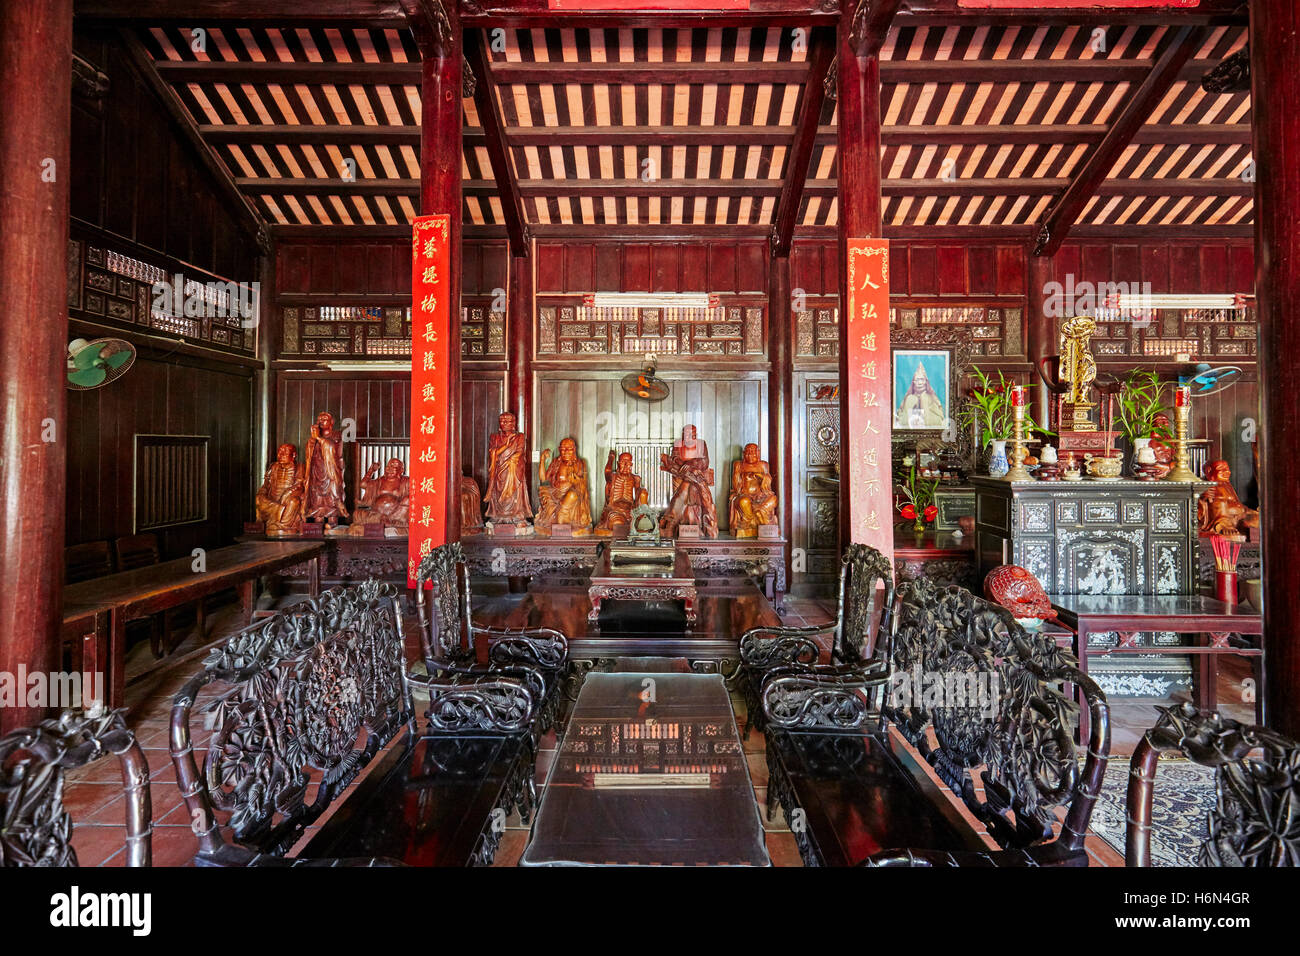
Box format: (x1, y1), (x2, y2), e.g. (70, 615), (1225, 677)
(535, 239), (769, 294)
(66, 28), (261, 558)
(70, 30), (258, 281)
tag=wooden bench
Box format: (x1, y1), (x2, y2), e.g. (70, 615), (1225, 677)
(1127, 703), (1299, 867)
(170, 577), (547, 867)
(1, 708), (152, 867)
(763, 577), (1111, 867)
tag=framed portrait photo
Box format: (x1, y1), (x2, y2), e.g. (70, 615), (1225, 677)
(892, 349), (950, 431)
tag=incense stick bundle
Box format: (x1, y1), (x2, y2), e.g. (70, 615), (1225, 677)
(1211, 534), (1242, 572)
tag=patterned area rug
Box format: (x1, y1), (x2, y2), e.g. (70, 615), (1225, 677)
(1087, 757), (1216, 866)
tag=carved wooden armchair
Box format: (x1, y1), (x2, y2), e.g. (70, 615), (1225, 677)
(414, 542), (570, 738)
(169, 581), (414, 866)
(862, 579), (1111, 866)
(1, 708), (152, 867)
(1127, 703), (1299, 867)
(735, 543), (895, 733)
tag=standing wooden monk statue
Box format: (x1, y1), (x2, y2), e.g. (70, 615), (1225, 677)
(304, 411), (349, 525)
(659, 424), (718, 538)
(485, 411), (532, 527)
(729, 443), (778, 537)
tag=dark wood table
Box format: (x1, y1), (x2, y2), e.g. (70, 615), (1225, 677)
(1049, 593), (1265, 744)
(588, 548), (697, 624)
(295, 733), (531, 867)
(63, 541), (325, 709)
(520, 672), (770, 866)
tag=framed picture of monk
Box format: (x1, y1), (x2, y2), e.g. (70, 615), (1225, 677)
(892, 349), (950, 431)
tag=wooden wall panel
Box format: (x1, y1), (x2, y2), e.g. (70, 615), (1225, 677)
(70, 29), (258, 280)
(535, 372), (768, 534)
(65, 356), (253, 559)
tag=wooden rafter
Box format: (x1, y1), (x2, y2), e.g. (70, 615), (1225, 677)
(465, 29), (528, 256)
(771, 26), (836, 258)
(1033, 24), (1209, 257)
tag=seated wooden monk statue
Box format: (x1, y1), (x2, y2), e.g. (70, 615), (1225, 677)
(728, 443), (778, 537)
(535, 437), (592, 536)
(350, 458), (410, 534)
(1198, 458), (1259, 538)
(255, 443), (305, 536)
(595, 451), (649, 536)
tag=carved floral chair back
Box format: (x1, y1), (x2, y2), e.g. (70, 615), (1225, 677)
(881, 577), (1111, 861)
(1127, 703), (1300, 867)
(1, 709), (152, 867)
(748, 543), (896, 733)
(414, 543), (570, 737)
(169, 581), (413, 864)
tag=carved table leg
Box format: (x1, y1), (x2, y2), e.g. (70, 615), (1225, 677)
(1196, 633), (1219, 717)
(109, 608), (127, 710)
(239, 578), (257, 624)
(684, 590), (697, 626)
(588, 592), (603, 622)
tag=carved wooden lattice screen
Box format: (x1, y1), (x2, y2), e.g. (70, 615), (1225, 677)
(134, 435), (209, 531)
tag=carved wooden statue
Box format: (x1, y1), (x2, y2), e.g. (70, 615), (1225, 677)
(728, 443), (778, 537)
(596, 451), (649, 536)
(350, 457), (410, 534)
(535, 437), (592, 535)
(460, 475), (484, 534)
(485, 411), (532, 527)
(1059, 315), (1099, 430)
(304, 411), (349, 524)
(1198, 459), (1259, 538)
(255, 443), (305, 536)
(659, 424), (718, 538)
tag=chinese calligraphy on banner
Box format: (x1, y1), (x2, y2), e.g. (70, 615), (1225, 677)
(409, 214), (452, 587)
(845, 238), (893, 561)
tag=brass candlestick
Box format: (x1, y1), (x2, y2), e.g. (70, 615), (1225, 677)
(1167, 385), (1198, 482)
(1006, 387), (1033, 481)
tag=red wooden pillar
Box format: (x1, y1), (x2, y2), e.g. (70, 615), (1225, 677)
(508, 252), (534, 431)
(836, 18), (890, 561)
(1026, 253), (1055, 428)
(1251, 0), (1300, 737)
(418, 12), (462, 540)
(0, 0), (71, 733)
(768, 254), (793, 581)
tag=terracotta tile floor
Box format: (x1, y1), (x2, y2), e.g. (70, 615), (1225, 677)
(57, 591), (1213, 868)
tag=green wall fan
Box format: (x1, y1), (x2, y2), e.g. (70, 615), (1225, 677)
(66, 337), (136, 390)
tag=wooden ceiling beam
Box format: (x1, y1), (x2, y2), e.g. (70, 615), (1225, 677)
(239, 176), (1251, 199)
(75, 0), (406, 23)
(771, 26), (836, 258)
(154, 56), (1227, 89)
(199, 121), (1250, 149)
(465, 29), (528, 256)
(1033, 25), (1209, 257)
(894, 0), (1245, 28)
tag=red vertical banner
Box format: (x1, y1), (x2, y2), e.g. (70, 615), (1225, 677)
(409, 214), (452, 587)
(845, 239), (893, 560)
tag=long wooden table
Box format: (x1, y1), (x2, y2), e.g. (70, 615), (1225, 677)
(520, 671), (770, 866)
(63, 541), (325, 709)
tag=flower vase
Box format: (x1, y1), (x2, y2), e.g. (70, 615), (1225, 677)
(913, 517), (925, 535)
(988, 440), (1010, 478)
(1131, 437), (1155, 476)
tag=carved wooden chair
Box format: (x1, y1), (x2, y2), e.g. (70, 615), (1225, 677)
(863, 579), (1111, 866)
(1, 708), (151, 867)
(734, 543), (895, 734)
(169, 581), (415, 866)
(65, 541), (113, 583)
(414, 542), (570, 739)
(1126, 703), (1299, 867)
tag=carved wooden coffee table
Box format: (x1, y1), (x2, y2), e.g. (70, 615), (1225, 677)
(588, 548), (697, 625)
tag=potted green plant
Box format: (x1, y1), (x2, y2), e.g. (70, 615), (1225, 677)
(897, 462), (938, 534)
(1115, 370), (1171, 475)
(957, 367), (1051, 476)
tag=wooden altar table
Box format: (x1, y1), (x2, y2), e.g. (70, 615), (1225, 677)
(1050, 593), (1264, 745)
